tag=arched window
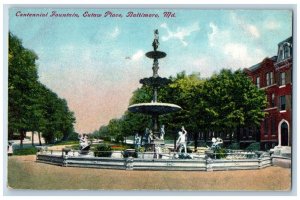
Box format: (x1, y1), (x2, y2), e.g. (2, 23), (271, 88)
(284, 45), (290, 59)
(279, 46), (284, 60)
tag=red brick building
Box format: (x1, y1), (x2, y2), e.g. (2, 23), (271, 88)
(245, 37), (292, 150)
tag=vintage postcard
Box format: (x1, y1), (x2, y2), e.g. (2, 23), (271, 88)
(5, 5), (293, 192)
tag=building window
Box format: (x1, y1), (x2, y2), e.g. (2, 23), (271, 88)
(280, 72), (286, 86)
(284, 45), (290, 59)
(271, 93), (275, 107)
(271, 117), (276, 135)
(280, 95), (286, 110)
(266, 72), (273, 86)
(264, 118), (268, 135)
(256, 77), (260, 88)
(270, 72), (274, 85)
(279, 47), (284, 60)
(266, 73), (270, 86)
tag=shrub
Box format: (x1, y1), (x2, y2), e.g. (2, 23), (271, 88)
(178, 153), (193, 159)
(136, 147), (145, 153)
(54, 140), (78, 146)
(66, 132), (79, 141)
(94, 144), (112, 157)
(13, 147), (38, 155)
(227, 142), (240, 150)
(122, 150), (138, 158)
(215, 148), (227, 159)
(101, 136), (111, 142)
(70, 144), (80, 150)
(246, 142), (260, 151)
(197, 141), (208, 148)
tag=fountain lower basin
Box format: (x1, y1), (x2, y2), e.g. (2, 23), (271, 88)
(36, 150), (273, 171)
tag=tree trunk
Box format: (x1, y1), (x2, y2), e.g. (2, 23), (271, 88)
(194, 132), (199, 151)
(8, 129), (14, 140)
(31, 131), (35, 146)
(20, 130), (24, 149)
(236, 127), (240, 142)
(38, 132), (42, 146)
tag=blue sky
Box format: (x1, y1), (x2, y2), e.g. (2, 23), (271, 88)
(9, 8), (292, 133)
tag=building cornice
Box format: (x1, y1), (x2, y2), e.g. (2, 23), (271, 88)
(275, 57), (292, 69)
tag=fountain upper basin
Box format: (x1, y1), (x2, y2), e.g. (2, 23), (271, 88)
(145, 51), (167, 59)
(128, 102), (182, 115)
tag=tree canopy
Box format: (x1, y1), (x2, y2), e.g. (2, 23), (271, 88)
(94, 69), (267, 148)
(197, 69), (267, 133)
(8, 32), (76, 146)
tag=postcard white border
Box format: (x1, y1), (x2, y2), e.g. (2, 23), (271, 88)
(1, 2), (298, 197)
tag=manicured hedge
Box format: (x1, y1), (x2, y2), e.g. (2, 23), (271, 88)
(13, 147), (38, 155)
(94, 144), (112, 157)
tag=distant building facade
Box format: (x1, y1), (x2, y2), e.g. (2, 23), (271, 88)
(244, 37), (292, 150)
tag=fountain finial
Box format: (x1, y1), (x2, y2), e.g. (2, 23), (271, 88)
(152, 29), (159, 51)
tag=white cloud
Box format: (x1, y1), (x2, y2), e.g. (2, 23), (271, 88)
(111, 26), (120, 38)
(223, 42), (265, 69)
(207, 22), (266, 70)
(208, 23), (218, 47)
(224, 43), (249, 61)
(208, 22), (230, 47)
(160, 22), (200, 46)
(131, 50), (144, 61)
(230, 13), (260, 39)
(92, 26), (120, 42)
(245, 24), (260, 38)
(160, 23), (168, 29)
(265, 20), (281, 30)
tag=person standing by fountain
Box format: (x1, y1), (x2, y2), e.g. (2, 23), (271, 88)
(176, 126), (188, 154)
(160, 125), (165, 140)
(134, 133), (141, 148)
(148, 129), (153, 144)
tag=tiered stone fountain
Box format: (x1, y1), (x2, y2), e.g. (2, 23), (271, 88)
(128, 30), (182, 156)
